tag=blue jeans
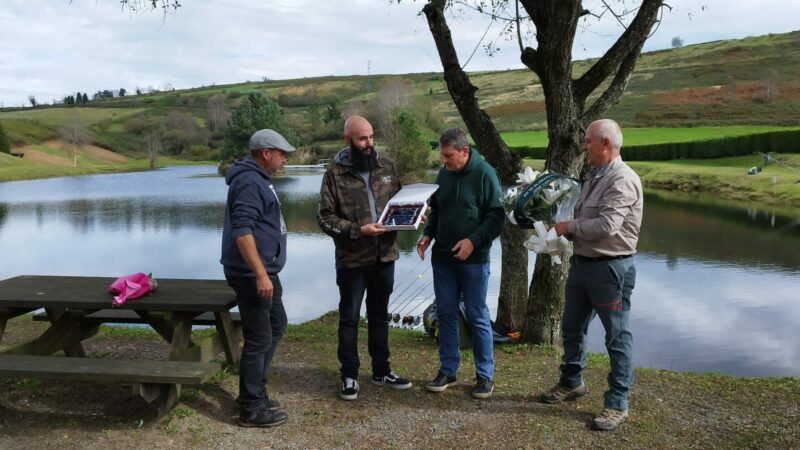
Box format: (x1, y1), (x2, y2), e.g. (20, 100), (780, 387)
(560, 256), (635, 411)
(336, 262), (394, 379)
(432, 261), (494, 380)
(227, 274), (287, 414)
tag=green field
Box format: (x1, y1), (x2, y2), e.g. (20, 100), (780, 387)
(0, 151), (202, 182)
(502, 125), (800, 148)
(0, 107), (143, 126)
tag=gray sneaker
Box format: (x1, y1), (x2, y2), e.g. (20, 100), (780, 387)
(538, 383), (587, 404)
(592, 407), (629, 431)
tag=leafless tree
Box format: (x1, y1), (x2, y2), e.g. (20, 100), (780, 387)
(59, 114), (91, 167)
(369, 80), (415, 153)
(757, 71), (779, 104)
(206, 94), (230, 131)
(144, 131), (162, 169)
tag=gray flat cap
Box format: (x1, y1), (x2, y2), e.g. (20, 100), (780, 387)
(248, 129), (296, 153)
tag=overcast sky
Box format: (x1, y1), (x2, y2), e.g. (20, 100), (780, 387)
(1, 0), (798, 107)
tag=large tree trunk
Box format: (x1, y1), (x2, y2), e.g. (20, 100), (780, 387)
(424, 0), (528, 332)
(517, 0), (585, 344)
(495, 225), (529, 331)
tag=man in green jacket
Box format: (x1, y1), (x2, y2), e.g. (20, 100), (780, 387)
(417, 127), (505, 398)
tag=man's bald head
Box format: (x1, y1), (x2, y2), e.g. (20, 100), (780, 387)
(344, 115), (371, 138)
(344, 115), (375, 155)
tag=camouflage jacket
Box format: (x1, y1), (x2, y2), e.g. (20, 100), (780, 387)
(317, 148), (402, 269)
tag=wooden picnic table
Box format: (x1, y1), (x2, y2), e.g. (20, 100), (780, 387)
(0, 275), (242, 415)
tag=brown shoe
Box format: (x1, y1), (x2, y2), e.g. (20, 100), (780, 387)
(538, 383), (587, 404)
(591, 407), (628, 431)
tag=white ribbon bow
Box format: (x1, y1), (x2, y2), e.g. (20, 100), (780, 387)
(523, 221), (571, 264)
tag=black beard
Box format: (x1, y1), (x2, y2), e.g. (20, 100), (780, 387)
(349, 143), (377, 171)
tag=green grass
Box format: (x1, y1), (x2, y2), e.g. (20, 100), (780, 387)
(0, 107), (144, 127)
(502, 125), (800, 147)
(0, 153), (209, 183)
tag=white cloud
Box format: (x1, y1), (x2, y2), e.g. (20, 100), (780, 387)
(1, 0), (798, 106)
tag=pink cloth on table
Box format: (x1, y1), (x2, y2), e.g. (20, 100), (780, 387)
(108, 273), (154, 306)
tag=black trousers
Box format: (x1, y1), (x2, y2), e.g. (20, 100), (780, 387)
(336, 261), (394, 379)
(227, 274), (287, 414)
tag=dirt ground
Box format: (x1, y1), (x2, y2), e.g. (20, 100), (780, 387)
(1, 314), (798, 449)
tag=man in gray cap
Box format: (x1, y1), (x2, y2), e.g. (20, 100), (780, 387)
(221, 128), (295, 427)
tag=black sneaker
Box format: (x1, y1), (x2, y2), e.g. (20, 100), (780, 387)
(425, 371), (457, 393)
(372, 371), (412, 390)
(236, 408), (288, 428)
(340, 377), (359, 400)
(472, 377), (494, 399)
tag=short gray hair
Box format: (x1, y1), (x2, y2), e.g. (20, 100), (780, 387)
(590, 119), (623, 150)
(439, 128), (469, 150)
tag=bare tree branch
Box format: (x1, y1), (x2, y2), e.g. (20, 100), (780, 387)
(422, 0), (520, 183)
(572, 0), (663, 102)
(515, 0), (523, 52)
(581, 41), (644, 123)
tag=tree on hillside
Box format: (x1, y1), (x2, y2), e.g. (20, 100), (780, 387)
(0, 122), (11, 154)
(144, 131), (162, 169)
(206, 94), (230, 132)
(119, 88), (127, 97)
(82, 93), (89, 104)
(323, 102), (342, 125)
(220, 91), (296, 164)
(417, 0), (666, 343)
(671, 36), (684, 48)
(370, 80), (414, 149)
(59, 114), (91, 167)
(28, 95), (37, 107)
(390, 110), (431, 181)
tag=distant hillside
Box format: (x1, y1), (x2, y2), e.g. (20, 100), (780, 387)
(1, 30), (799, 160)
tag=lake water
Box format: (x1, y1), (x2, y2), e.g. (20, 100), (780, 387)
(0, 165), (798, 377)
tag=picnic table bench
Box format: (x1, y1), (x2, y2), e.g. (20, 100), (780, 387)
(0, 275), (242, 416)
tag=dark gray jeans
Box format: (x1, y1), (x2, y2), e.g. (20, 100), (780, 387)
(227, 274), (287, 414)
(560, 255), (636, 411)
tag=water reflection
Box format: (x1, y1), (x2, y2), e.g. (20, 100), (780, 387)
(0, 166), (798, 377)
(639, 192), (800, 272)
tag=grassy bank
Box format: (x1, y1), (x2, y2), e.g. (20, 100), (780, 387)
(0, 313), (797, 449)
(0, 147), (210, 183)
(522, 153), (800, 208)
(502, 125), (800, 147)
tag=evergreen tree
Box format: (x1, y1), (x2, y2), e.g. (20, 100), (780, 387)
(391, 110), (430, 180)
(119, 88), (127, 97)
(82, 93), (88, 104)
(75, 92), (82, 104)
(0, 122), (10, 154)
(221, 91), (296, 163)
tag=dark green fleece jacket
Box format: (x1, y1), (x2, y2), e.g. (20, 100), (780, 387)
(423, 148), (505, 264)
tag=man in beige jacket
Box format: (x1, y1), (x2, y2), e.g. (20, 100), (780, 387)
(539, 119), (643, 432)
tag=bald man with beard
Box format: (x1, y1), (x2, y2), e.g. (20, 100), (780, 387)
(317, 115), (413, 401)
